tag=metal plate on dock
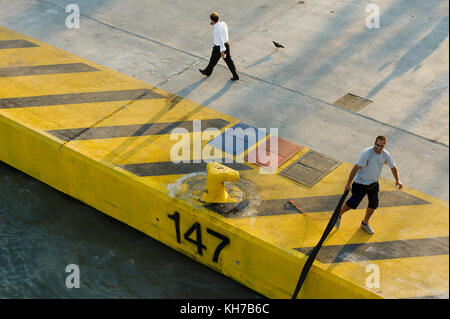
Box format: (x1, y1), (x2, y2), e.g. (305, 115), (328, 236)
(333, 93), (372, 112)
(244, 136), (303, 170)
(279, 150), (340, 186)
(208, 122), (269, 156)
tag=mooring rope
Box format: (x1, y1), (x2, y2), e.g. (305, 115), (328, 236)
(291, 189), (349, 299)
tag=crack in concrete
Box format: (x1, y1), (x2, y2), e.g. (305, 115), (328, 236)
(155, 59), (202, 88)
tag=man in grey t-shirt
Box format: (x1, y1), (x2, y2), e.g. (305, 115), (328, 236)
(335, 135), (403, 234)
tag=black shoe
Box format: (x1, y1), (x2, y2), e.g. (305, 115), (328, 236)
(199, 69), (209, 76)
(230, 76), (239, 81)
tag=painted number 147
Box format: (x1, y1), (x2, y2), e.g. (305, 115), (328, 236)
(167, 212), (230, 263)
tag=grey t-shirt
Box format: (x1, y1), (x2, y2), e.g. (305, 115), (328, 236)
(354, 147), (395, 185)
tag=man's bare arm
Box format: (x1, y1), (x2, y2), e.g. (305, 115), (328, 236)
(345, 165), (361, 191)
(391, 166), (403, 189)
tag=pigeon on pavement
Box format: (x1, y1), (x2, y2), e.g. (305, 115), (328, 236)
(273, 41), (285, 48)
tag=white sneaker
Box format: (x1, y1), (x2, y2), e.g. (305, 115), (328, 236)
(361, 221), (374, 234)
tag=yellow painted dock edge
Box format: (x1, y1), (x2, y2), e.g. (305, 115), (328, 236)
(0, 110), (382, 299)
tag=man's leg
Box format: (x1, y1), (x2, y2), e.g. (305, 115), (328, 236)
(223, 43), (239, 80)
(362, 207), (376, 224)
(361, 182), (379, 234)
(361, 208), (375, 234)
(335, 183), (365, 229)
(201, 46), (221, 76)
(335, 204), (351, 229)
(339, 204), (352, 217)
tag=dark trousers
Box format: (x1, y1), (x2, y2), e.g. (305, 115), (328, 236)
(204, 43), (238, 78)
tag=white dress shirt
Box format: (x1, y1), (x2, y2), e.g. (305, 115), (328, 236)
(213, 21), (229, 52)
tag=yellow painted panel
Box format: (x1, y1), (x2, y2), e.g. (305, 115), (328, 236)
(1, 98), (236, 131)
(229, 201), (448, 248)
(0, 46), (83, 68)
(96, 98), (238, 128)
(67, 133), (235, 165)
(1, 100), (164, 131)
(0, 71), (151, 98)
(319, 255), (449, 299)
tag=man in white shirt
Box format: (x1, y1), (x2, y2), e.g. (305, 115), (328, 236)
(199, 12), (239, 81)
(335, 135), (403, 234)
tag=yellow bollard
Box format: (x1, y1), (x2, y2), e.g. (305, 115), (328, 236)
(201, 162), (240, 203)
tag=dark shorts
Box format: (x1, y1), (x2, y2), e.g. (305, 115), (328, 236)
(346, 182), (379, 210)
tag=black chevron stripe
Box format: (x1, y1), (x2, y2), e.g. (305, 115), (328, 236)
(47, 118), (229, 141)
(211, 191), (430, 218)
(0, 89), (165, 109)
(0, 63), (99, 77)
(0, 39), (38, 49)
(119, 160), (252, 177)
(294, 236), (449, 263)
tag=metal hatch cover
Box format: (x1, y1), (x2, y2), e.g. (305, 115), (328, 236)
(279, 150), (340, 187)
(333, 93), (373, 112)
